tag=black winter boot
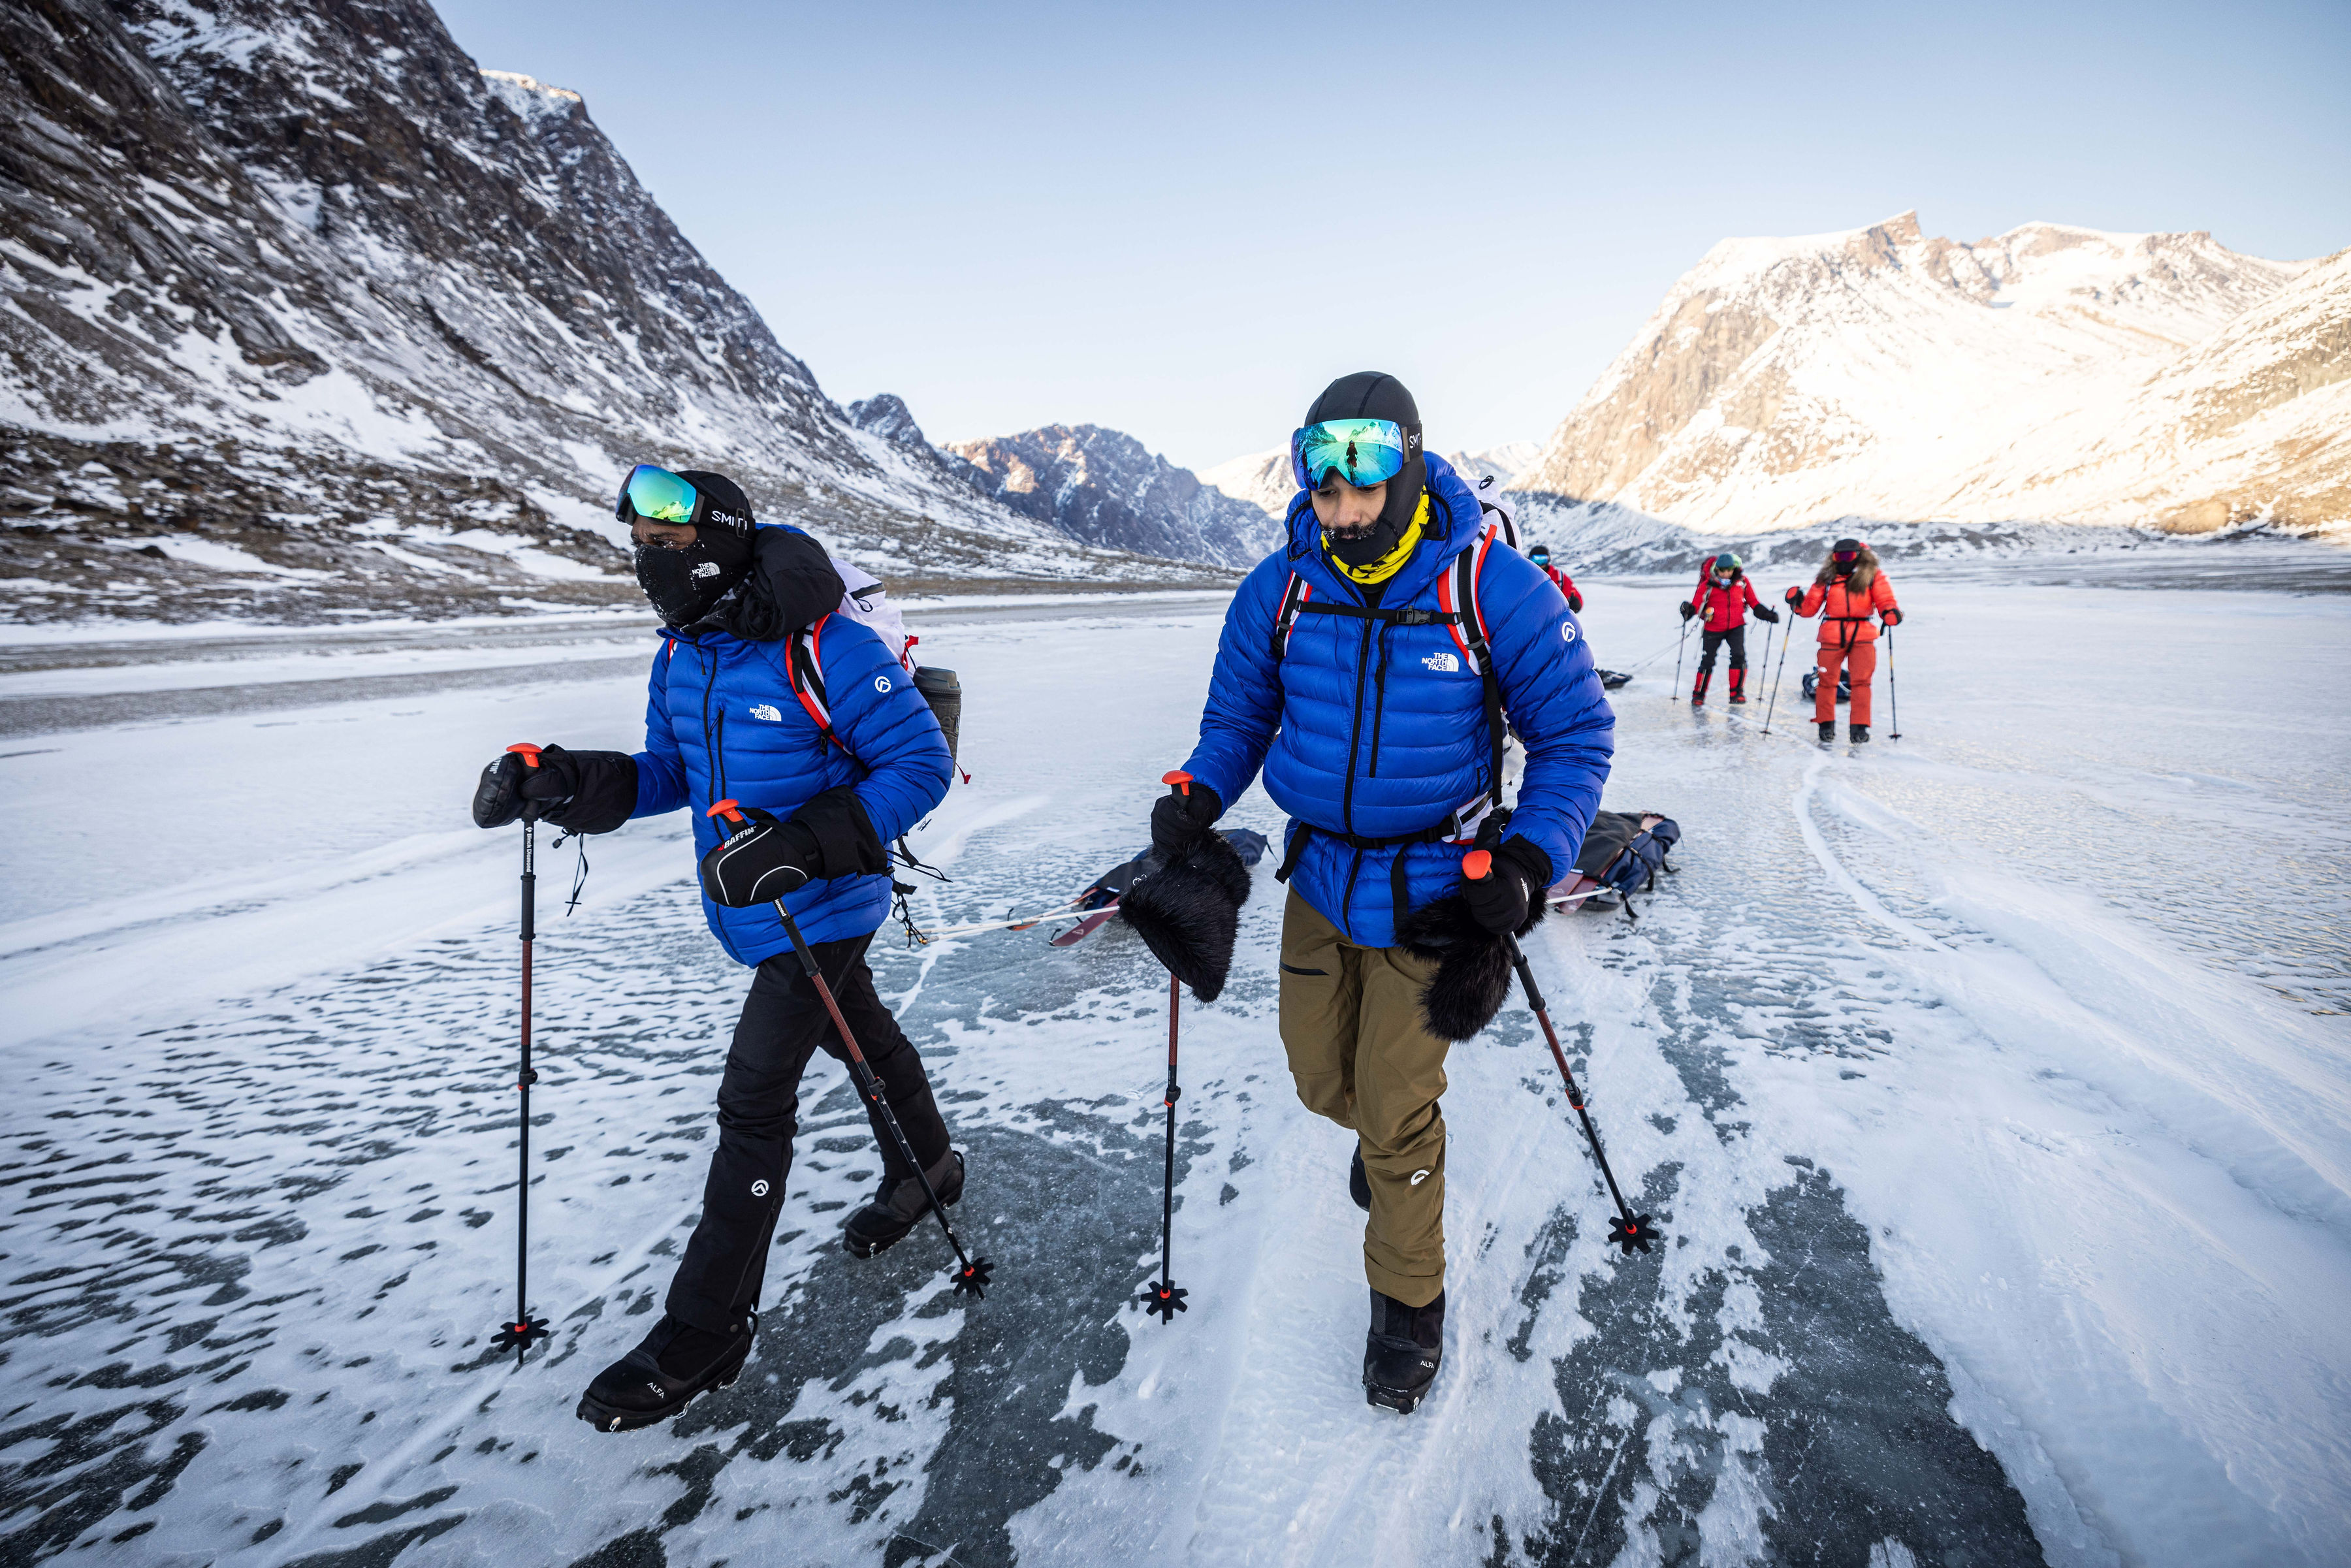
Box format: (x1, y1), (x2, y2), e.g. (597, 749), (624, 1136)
(842, 1148), (964, 1258)
(1849, 724), (1870, 743)
(1363, 1288), (1445, 1413)
(1817, 720), (1836, 743)
(1349, 1145), (1370, 1212)
(576, 1310), (756, 1433)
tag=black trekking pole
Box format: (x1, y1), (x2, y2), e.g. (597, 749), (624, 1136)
(1751, 619), (1774, 715)
(1139, 972), (1187, 1323)
(490, 743), (552, 1364)
(708, 801), (992, 1299)
(1671, 616), (1691, 703)
(1760, 615), (1795, 735)
(1885, 626), (1901, 739)
(1465, 852), (1657, 1256)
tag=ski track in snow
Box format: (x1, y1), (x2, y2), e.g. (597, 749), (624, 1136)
(0, 585), (2346, 1567)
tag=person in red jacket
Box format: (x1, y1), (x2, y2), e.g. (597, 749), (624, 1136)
(1527, 543), (1582, 613)
(1678, 552), (1777, 705)
(1785, 537), (1902, 742)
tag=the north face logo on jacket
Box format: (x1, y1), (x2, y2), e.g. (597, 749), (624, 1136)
(748, 704), (782, 722)
(1422, 651), (1460, 673)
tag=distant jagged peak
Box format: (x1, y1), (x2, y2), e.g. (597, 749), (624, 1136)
(479, 70), (585, 122)
(846, 394), (929, 447)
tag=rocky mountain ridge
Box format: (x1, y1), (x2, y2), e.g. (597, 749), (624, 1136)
(941, 424), (1281, 570)
(1510, 212), (2348, 539)
(0, 0), (1218, 624)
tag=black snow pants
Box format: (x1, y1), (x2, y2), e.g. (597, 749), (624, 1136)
(664, 933), (950, 1332)
(1698, 626), (1748, 675)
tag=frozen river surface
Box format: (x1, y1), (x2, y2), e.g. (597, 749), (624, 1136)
(1, 571), (2346, 1567)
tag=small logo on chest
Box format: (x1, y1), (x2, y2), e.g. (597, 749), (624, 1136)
(748, 703), (784, 722)
(1422, 650), (1461, 673)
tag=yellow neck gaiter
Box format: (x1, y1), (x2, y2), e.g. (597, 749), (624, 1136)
(1326, 490), (1430, 586)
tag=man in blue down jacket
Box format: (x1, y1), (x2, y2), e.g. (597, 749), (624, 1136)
(470, 467), (955, 1433)
(1149, 374), (1613, 1412)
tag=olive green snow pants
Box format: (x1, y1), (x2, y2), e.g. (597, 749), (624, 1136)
(1277, 889), (1448, 1308)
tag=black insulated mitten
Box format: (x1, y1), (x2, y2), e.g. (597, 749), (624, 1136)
(1462, 838), (1550, 936)
(1678, 601), (1695, 621)
(699, 806), (819, 906)
(1755, 605), (1780, 624)
(1149, 779), (1223, 862)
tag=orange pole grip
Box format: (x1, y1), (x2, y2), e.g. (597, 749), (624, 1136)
(1462, 849), (1492, 880)
(506, 743), (543, 768)
(1161, 769), (1194, 795)
(705, 799), (746, 829)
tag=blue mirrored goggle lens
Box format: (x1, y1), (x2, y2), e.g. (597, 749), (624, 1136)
(1290, 419), (1407, 490)
(617, 464), (700, 524)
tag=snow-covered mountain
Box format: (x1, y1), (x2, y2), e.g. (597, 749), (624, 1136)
(1198, 447), (1293, 522)
(1443, 441), (1544, 492)
(1510, 212), (2348, 537)
(0, 0), (1208, 624)
(942, 424), (1282, 570)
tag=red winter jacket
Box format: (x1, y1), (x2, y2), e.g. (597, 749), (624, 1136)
(1689, 573), (1761, 632)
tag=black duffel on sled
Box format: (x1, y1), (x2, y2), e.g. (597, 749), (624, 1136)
(1564, 810), (1680, 920)
(1800, 669), (1851, 705)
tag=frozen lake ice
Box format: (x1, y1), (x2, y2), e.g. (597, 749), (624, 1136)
(1, 564), (2346, 1567)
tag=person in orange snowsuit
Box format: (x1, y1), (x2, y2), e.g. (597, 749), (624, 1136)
(1784, 537), (1902, 743)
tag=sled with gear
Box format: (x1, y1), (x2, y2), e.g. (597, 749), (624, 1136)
(1800, 669), (1851, 705)
(1596, 669), (1632, 690)
(1561, 810), (1680, 919)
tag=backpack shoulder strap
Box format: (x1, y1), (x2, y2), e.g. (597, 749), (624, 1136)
(782, 614), (850, 751)
(1268, 571), (1314, 661)
(1437, 526), (1507, 805)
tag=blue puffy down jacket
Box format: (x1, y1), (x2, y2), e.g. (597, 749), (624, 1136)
(1179, 454), (1615, 948)
(628, 543), (953, 963)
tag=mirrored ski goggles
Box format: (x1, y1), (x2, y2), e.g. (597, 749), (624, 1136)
(615, 464), (704, 528)
(1289, 419), (1409, 490)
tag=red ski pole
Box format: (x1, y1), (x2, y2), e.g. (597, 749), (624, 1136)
(1463, 850), (1657, 1256)
(491, 743), (552, 1364)
(706, 801), (992, 1298)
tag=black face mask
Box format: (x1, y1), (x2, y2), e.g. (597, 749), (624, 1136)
(1326, 509), (1407, 568)
(635, 531), (751, 626)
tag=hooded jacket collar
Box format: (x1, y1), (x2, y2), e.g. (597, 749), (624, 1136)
(662, 522), (845, 646)
(1280, 452), (1482, 605)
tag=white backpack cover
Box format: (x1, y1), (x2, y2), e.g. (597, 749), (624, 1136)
(828, 554), (914, 671)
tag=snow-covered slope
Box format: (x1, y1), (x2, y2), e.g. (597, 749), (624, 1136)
(1511, 212), (2344, 537)
(1200, 446), (1292, 521)
(0, 0), (1204, 624)
(943, 424), (1282, 569)
(1443, 441), (1544, 491)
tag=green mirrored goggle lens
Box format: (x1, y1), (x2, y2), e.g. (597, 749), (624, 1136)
(618, 464), (700, 525)
(1290, 419), (1407, 490)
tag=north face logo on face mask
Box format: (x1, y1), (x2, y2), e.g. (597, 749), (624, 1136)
(1422, 651), (1460, 673)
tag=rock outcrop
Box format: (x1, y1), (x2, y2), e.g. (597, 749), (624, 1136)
(944, 424), (1281, 569)
(0, 0), (1208, 622)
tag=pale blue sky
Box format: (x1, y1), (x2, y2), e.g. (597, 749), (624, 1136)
(435, 0), (2348, 473)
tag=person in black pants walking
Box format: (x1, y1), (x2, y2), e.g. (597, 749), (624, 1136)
(472, 466), (957, 1433)
(1679, 552), (1778, 705)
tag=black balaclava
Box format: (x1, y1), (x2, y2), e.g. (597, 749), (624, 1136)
(633, 470), (756, 627)
(1304, 372), (1424, 569)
